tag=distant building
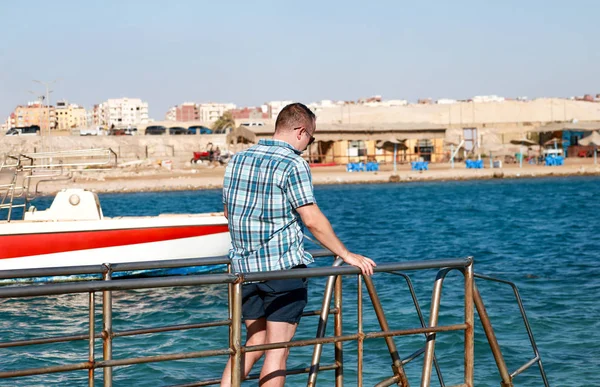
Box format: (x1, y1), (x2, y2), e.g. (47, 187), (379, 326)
(12, 102), (56, 130)
(96, 98), (149, 128)
(230, 106), (268, 120)
(166, 102), (199, 122)
(198, 103), (236, 122)
(358, 95), (382, 104)
(265, 101), (293, 120)
(55, 101), (87, 130)
(363, 99), (408, 107)
(92, 104), (103, 126)
(472, 95), (505, 103)
(85, 110), (94, 127)
(437, 99), (457, 105)
(165, 106), (177, 121)
(1, 113), (16, 131)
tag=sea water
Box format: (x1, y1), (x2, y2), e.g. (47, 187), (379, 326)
(1, 176), (599, 386)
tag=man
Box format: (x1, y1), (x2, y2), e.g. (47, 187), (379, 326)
(221, 103), (376, 387)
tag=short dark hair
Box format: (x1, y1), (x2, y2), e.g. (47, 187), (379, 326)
(275, 103), (316, 133)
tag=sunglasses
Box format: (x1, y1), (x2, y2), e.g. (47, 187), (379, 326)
(294, 126), (315, 145)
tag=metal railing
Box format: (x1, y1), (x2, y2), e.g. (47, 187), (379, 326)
(0, 149), (117, 221)
(0, 250), (549, 386)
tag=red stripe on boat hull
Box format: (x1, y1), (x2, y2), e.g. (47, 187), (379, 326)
(0, 225), (229, 259)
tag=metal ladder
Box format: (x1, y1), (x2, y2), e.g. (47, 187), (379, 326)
(307, 259), (549, 386)
(0, 149), (117, 221)
(0, 154), (33, 221)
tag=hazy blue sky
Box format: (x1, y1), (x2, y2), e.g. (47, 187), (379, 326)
(1, 0), (598, 121)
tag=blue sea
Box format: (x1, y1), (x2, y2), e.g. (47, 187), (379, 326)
(1, 176), (599, 386)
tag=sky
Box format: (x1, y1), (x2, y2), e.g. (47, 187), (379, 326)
(0, 0), (598, 121)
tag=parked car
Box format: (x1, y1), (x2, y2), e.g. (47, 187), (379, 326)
(145, 125), (167, 135)
(213, 127), (233, 134)
(5, 125), (40, 136)
(187, 126), (213, 135)
(169, 126), (187, 135)
(124, 127), (138, 136)
(80, 126), (106, 136)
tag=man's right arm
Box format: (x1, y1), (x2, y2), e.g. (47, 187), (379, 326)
(296, 203), (376, 276)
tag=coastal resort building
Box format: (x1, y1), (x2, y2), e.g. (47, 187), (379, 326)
(248, 123), (447, 165)
(237, 119), (600, 166)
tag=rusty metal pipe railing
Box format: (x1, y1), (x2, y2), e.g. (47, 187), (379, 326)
(307, 257), (344, 387)
(421, 262), (475, 387)
(464, 258), (475, 387)
(357, 275), (364, 387)
(89, 291), (95, 387)
(472, 285), (511, 386)
(0, 249), (335, 281)
(0, 349), (236, 379)
(375, 374), (402, 387)
(102, 264), (113, 387)
(0, 257), (473, 386)
(0, 320), (232, 349)
(243, 324), (468, 353)
(334, 273), (343, 387)
(421, 268), (451, 386)
(170, 364), (340, 387)
(511, 356), (540, 378)
(0, 256), (547, 387)
(230, 281), (242, 387)
(363, 274), (410, 386)
(474, 273), (549, 387)
(0, 260), (471, 298)
(390, 272), (445, 385)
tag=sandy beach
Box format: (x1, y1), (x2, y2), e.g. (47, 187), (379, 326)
(23, 158), (600, 195)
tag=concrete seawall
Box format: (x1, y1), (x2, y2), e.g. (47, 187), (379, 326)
(1, 134), (229, 165)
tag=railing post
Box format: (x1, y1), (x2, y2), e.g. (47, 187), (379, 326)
(102, 264), (113, 387)
(464, 259), (475, 387)
(308, 257), (344, 387)
(421, 269), (448, 386)
(362, 275), (409, 387)
(357, 275), (364, 387)
(228, 264), (233, 355)
(473, 285), (512, 386)
(231, 280), (243, 387)
(89, 291), (95, 387)
(334, 273), (343, 387)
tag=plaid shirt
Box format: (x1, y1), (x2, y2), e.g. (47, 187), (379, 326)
(223, 139), (315, 274)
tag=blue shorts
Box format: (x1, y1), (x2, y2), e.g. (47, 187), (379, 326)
(242, 265), (308, 324)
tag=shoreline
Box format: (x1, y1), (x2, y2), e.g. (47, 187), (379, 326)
(27, 161), (600, 195)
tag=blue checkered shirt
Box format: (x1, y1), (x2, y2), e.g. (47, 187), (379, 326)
(223, 139), (315, 274)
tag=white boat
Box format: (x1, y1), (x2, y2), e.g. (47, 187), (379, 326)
(0, 149), (230, 277)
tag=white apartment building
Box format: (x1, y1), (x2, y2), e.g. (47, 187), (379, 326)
(266, 101), (293, 120)
(165, 106), (177, 121)
(1, 114), (15, 131)
(198, 103), (236, 123)
(98, 98), (149, 127)
(472, 95), (505, 103)
(85, 110), (94, 127)
(437, 99), (458, 104)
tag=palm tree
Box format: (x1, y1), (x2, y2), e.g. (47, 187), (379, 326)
(212, 111), (236, 133)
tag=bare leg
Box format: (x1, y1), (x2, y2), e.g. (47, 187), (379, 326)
(220, 318), (267, 387)
(259, 321), (298, 387)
